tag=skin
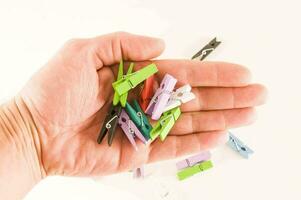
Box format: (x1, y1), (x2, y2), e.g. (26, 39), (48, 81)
(0, 32), (267, 199)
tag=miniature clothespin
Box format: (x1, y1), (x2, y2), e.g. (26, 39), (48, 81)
(133, 166), (145, 179)
(97, 105), (122, 145)
(112, 63), (158, 96)
(163, 84), (195, 112)
(145, 74), (177, 120)
(125, 100), (152, 141)
(176, 151), (211, 171)
(227, 132), (254, 159)
(150, 107), (181, 141)
(191, 37), (221, 61)
(139, 75), (155, 111)
(113, 60), (134, 107)
(177, 160), (213, 181)
(118, 109), (147, 150)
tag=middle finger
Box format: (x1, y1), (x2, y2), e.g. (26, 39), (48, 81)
(169, 107), (256, 136)
(181, 84), (267, 112)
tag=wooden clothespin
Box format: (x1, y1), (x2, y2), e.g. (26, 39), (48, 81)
(177, 160), (213, 181)
(113, 60), (134, 107)
(97, 105), (122, 145)
(112, 63), (158, 96)
(227, 132), (254, 159)
(150, 107), (181, 141)
(118, 109), (147, 150)
(163, 84), (195, 112)
(176, 151), (211, 171)
(145, 74), (177, 120)
(191, 37), (221, 61)
(139, 75), (155, 111)
(125, 100), (152, 141)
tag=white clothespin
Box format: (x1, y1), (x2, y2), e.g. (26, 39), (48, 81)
(163, 84), (195, 112)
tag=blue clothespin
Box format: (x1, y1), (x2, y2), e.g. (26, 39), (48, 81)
(227, 132), (254, 159)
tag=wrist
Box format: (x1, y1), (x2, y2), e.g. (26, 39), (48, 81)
(0, 96), (45, 199)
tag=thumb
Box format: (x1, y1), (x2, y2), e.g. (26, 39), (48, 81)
(90, 32), (165, 68)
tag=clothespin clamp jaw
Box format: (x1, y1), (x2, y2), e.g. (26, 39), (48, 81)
(145, 74), (177, 120)
(191, 37), (221, 61)
(163, 84), (196, 112)
(97, 104), (122, 145)
(113, 60), (134, 107)
(125, 100), (152, 141)
(150, 107), (181, 141)
(139, 75), (155, 111)
(227, 132), (254, 159)
(118, 109), (147, 150)
(177, 160), (213, 181)
(112, 63), (158, 97)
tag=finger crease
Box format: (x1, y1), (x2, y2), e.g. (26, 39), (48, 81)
(221, 111), (227, 130)
(231, 88), (236, 108)
(189, 113), (195, 133)
(110, 38), (116, 64)
(118, 37), (126, 61)
(197, 90), (203, 110)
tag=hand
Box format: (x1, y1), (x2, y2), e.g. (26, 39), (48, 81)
(20, 32), (267, 177)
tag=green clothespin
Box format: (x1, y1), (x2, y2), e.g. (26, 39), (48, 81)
(112, 63), (158, 96)
(150, 107), (181, 141)
(113, 60), (134, 107)
(125, 100), (152, 140)
(177, 160), (213, 181)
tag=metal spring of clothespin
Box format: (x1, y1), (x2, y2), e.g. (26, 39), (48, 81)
(125, 100), (152, 141)
(97, 105), (122, 145)
(118, 109), (147, 150)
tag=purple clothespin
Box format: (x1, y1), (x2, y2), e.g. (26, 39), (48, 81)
(176, 151), (211, 170)
(118, 110), (147, 150)
(133, 166), (145, 179)
(145, 74), (177, 120)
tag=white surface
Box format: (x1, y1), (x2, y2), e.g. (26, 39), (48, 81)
(0, 0), (301, 199)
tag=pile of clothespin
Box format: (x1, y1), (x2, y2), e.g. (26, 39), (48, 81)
(97, 37), (254, 181)
(176, 151), (212, 180)
(97, 59), (195, 150)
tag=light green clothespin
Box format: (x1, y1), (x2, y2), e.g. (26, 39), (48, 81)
(177, 160), (213, 181)
(112, 63), (158, 96)
(113, 60), (134, 107)
(150, 107), (181, 141)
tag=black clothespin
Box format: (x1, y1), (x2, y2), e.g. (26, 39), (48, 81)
(97, 104), (122, 145)
(191, 37), (221, 61)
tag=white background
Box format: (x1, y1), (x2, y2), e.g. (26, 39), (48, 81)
(0, 0), (301, 199)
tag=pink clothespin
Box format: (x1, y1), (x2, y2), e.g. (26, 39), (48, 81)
(176, 151), (211, 170)
(118, 110), (147, 150)
(133, 166), (145, 179)
(145, 74), (177, 120)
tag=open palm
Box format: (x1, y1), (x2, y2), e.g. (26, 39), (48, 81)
(20, 32), (267, 177)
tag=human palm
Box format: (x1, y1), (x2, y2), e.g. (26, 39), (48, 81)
(19, 32), (267, 177)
